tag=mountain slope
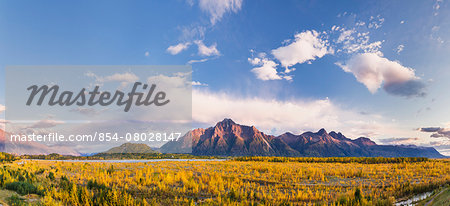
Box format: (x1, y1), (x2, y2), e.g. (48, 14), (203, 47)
(160, 119), (445, 158)
(103, 143), (156, 154)
(0, 129), (80, 156)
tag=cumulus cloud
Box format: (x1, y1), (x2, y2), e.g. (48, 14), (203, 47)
(247, 30), (331, 81)
(419, 127), (450, 139)
(147, 72), (191, 88)
(199, 0), (243, 25)
(192, 81), (208, 86)
(0, 119), (6, 130)
(248, 57), (282, 80)
(28, 119), (64, 129)
(86, 72), (139, 88)
(187, 58), (209, 64)
(272, 30), (331, 68)
(384, 79), (426, 97)
(337, 53), (426, 97)
(194, 40), (220, 56)
(0, 104), (4, 114)
(167, 42), (191, 55)
(193, 89), (403, 138)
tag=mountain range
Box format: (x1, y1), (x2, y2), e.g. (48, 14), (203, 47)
(160, 118), (445, 158)
(103, 143), (156, 154)
(0, 129), (80, 156)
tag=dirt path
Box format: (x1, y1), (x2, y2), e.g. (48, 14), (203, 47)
(424, 188), (446, 206)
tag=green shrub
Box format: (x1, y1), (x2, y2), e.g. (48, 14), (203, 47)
(7, 194), (26, 206)
(5, 181), (38, 195)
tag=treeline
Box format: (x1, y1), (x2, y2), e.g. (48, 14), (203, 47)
(21, 152), (218, 160)
(233, 156), (430, 164)
(0, 152), (19, 163)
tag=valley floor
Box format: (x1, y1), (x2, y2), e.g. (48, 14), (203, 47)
(0, 157), (449, 205)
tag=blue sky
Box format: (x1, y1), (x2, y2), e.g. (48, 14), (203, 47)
(0, 0), (449, 154)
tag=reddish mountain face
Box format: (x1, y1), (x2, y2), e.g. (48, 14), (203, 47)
(161, 119), (445, 158)
(0, 129), (80, 155)
(0, 129), (5, 142)
(164, 119), (296, 156)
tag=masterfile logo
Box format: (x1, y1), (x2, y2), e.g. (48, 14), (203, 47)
(26, 82), (170, 112)
(4, 65), (193, 154)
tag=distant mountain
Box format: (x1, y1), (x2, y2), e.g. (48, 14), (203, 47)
(103, 143), (156, 154)
(0, 129), (80, 156)
(79, 152), (98, 157)
(160, 119), (445, 158)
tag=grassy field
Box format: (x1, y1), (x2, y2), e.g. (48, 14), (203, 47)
(0, 157), (448, 205)
(429, 187), (450, 206)
(416, 186), (450, 206)
(0, 189), (19, 205)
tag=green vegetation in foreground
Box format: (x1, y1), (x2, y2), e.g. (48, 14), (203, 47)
(1, 152), (449, 205)
(0, 153), (20, 163)
(0, 189), (20, 205)
(234, 156), (431, 164)
(416, 186), (450, 206)
(429, 187), (450, 206)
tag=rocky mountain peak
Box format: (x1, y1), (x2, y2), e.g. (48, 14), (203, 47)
(317, 128), (327, 135)
(353, 137), (377, 146)
(215, 118), (236, 128)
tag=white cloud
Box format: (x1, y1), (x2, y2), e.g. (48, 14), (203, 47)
(147, 72), (191, 88)
(368, 15), (384, 29)
(397, 45), (404, 54)
(0, 105), (5, 131)
(194, 40), (220, 56)
(337, 29), (355, 43)
(192, 90), (404, 138)
(180, 25), (206, 40)
(187, 58), (209, 64)
(192, 81), (208, 86)
(333, 28), (382, 54)
(432, 26), (440, 32)
(379, 137), (420, 145)
(167, 42), (191, 55)
(70, 107), (106, 116)
(0, 119), (6, 130)
(199, 0), (243, 25)
(355, 21), (366, 27)
(86, 72), (139, 88)
(434, 0), (443, 16)
(28, 119), (64, 129)
(271, 30), (331, 68)
(103, 73), (138, 83)
(248, 57), (282, 80)
(337, 53), (426, 97)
